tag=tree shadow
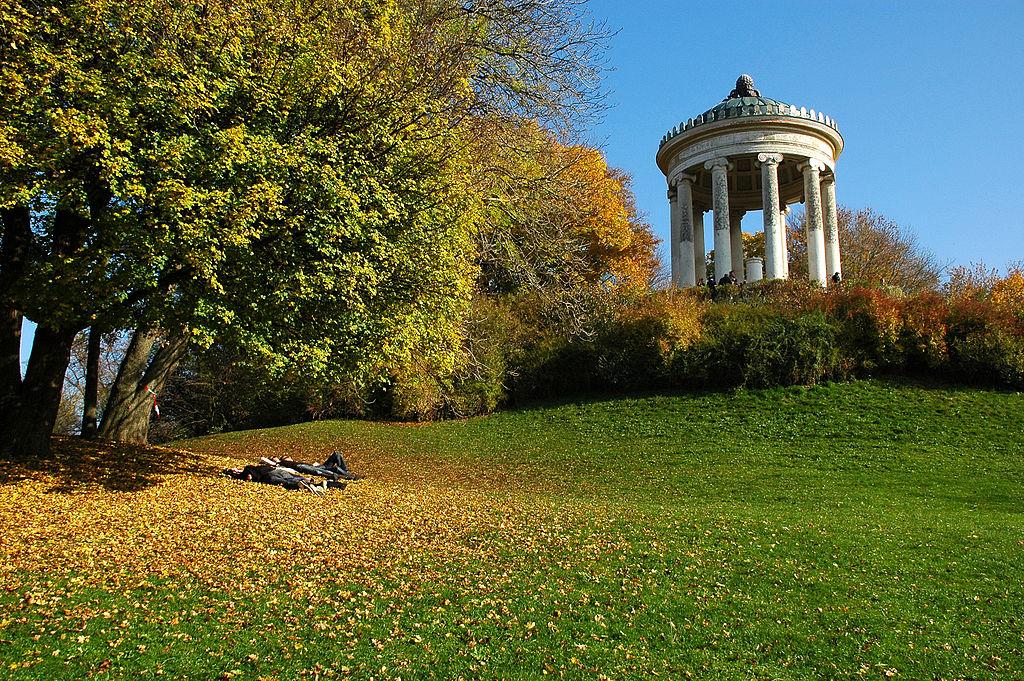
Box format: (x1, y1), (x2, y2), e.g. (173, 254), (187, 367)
(0, 436), (218, 494)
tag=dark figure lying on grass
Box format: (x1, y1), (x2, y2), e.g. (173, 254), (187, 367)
(222, 464), (322, 494)
(221, 451), (360, 494)
(261, 451), (363, 481)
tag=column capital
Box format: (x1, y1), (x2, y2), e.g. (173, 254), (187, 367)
(729, 209), (746, 221)
(667, 186), (677, 201)
(820, 173), (836, 187)
(704, 157), (732, 172)
(797, 158), (826, 173)
(756, 152), (783, 166)
(669, 171), (696, 188)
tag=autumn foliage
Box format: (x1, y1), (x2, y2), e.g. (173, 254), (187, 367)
(514, 276), (1024, 398)
(470, 120), (657, 298)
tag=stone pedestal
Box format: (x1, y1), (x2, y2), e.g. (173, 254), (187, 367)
(746, 257), (764, 282)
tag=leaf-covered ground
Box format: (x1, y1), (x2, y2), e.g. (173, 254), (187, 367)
(1, 380), (1023, 679)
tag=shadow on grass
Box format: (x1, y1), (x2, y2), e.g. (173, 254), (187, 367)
(0, 436), (217, 493)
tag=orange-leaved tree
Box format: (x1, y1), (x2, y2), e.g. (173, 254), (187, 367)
(472, 119), (657, 304)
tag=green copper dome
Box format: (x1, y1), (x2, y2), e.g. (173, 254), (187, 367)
(659, 75), (840, 147)
(707, 95), (791, 116)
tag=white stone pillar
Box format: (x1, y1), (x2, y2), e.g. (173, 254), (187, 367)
(674, 173), (696, 287)
(668, 185), (680, 287)
(746, 257), (764, 282)
(821, 174), (841, 281)
(757, 153), (784, 279)
(693, 205), (706, 284)
(730, 210), (745, 282)
(705, 157), (732, 282)
(799, 159), (827, 285)
(780, 205), (790, 278)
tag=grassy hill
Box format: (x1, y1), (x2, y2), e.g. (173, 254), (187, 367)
(1, 380), (1022, 678)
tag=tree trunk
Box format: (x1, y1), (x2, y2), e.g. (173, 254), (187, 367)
(99, 328), (189, 444)
(81, 325), (102, 438)
(0, 198), (99, 458)
(0, 324), (78, 459)
(0, 206), (31, 407)
(0, 305), (21, 411)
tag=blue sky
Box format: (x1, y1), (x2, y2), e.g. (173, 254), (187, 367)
(585, 0), (1024, 272)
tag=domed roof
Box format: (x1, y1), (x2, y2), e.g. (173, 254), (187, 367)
(706, 95), (793, 116)
(659, 75), (840, 148)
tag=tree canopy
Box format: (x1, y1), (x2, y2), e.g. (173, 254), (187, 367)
(0, 0), (626, 455)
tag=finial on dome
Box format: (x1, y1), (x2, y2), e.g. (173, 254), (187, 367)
(727, 74), (760, 99)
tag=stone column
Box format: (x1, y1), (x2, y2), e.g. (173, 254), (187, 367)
(693, 205), (706, 283)
(730, 210), (746, 282)
(821, 174), (841, 281)
(705, 157), (732, 282)
(758, 153), (784, 279)
(674, 173), (696, 287)
(799, 159), (827, 285)
(668, 185), (679, 287)
(780, 205), (790, 278)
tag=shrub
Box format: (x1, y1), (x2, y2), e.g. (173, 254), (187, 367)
(512, 290), (705, 397)
(164, 273), (1024, 438)
(445, 297), (522, 417)
(672, 304), (768, 388)
(591, 291), (704, 390)
(741, 313), (846, 387)
(990, 267), (1024, 325)
(946, 298), (1024, 387)
(673, 305), (846, 389)
(825, 287), (903, 373)
(898, 290), (949, 371)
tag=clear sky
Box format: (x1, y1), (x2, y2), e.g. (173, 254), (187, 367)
(584, 0), (1024, 273)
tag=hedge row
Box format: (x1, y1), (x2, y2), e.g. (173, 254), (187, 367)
(487, 282), (1024, 411)
(155, 279), (1024, 436)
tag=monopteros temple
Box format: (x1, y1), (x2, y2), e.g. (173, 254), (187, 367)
(656, 75), (844, 286)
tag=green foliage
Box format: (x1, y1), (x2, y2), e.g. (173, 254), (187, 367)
(682, 307), (846, 389)
(826, 287), (905, 372)
(3, 0), (480, 387)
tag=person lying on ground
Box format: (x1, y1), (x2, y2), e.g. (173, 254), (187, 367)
(222, 464), (329, 495)
(323, 451), (361, 479)
(261, 451), (362, 480)
(259, 456), (340, 481)
(256, 457), (350, 488)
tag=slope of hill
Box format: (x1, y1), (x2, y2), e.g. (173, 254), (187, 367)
(2, 380), (1022, 679)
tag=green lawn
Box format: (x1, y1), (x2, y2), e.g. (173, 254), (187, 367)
(2, 380), (1022, 679)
